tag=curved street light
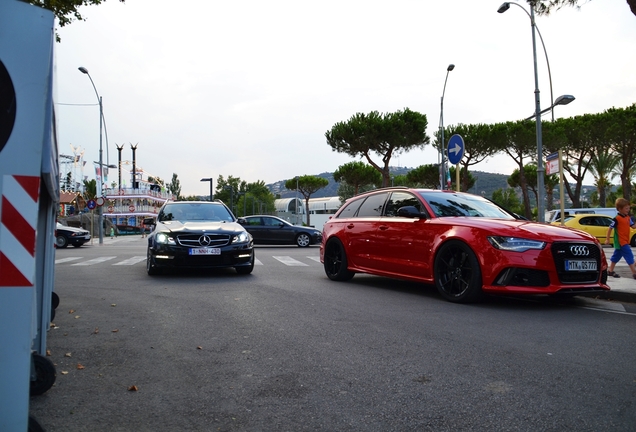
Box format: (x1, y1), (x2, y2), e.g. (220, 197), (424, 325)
(501, 2), (576, 225)
(498, 2), (547, 221)
(200, 177), (214, 201)
(439, 64), (455, 190)
(78, 66), (106, 244)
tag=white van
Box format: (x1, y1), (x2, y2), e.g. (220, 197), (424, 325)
(545, 207), (617, 223)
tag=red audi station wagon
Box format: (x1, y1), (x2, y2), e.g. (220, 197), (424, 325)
(320, 188), (610, 303)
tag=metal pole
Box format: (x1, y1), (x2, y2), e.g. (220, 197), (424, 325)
(498, 3), (545, 221)
(295, 176), (299, 224)
(439, 64), (454, 190)
(530, 6), (545, 222)
(98, 96), (104, 243)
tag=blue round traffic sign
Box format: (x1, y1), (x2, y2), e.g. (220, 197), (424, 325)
(87, 199), (96, 210)
(447, 134), (465, 165)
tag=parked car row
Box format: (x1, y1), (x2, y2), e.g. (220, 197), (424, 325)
(140, 190), (611, 304)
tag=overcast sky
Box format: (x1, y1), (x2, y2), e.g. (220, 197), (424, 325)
(53, 0), (636, 196)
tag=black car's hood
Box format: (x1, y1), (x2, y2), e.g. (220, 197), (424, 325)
(156, 220), (246, 235)
(57, 224), (89, 234)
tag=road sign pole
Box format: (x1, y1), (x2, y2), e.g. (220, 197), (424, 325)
(447, 135), (465, 192)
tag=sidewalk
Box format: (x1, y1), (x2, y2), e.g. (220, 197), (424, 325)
(581, 246), (636, 303)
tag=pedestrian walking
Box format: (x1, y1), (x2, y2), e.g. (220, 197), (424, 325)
(604, 197), (636, 279)
(141, 223), (146, 238)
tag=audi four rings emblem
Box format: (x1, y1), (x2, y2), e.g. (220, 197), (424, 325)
(570, 245), (590, 256)
(199, 235), (212, 246)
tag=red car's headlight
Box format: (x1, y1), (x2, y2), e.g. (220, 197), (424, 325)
(487, 236), (546, 252)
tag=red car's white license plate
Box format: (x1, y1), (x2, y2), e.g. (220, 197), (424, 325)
(565, 260), (597, 271)
(189, 247), (221, 256)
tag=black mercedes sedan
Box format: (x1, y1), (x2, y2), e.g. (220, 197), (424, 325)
(56, 222), (91, 248)
(145, 201), (254, 275)
(240, 215), (322, 247)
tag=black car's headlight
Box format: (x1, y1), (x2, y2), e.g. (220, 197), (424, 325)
(232, 232), (250, 244)
(487, 236), (546, 252)
(155, 232), (176, 245)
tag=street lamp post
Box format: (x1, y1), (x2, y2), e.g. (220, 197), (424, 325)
(78, 66), (106, 243)
(200, 177), (214, 201)
(498, 2), (546, 221)
(439, 64), (455, 190)
(524, 94), (575, 225)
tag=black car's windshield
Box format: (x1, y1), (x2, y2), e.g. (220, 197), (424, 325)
(418, 191), (514, 219)
(159, 203), (234, 222)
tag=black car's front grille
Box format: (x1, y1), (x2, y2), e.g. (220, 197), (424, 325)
(551, 242), (601, 284)
(177, 233), (231, 248)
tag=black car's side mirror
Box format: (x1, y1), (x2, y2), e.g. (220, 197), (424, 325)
(237, 218), (247, 225)
(396, 206), (427, 219)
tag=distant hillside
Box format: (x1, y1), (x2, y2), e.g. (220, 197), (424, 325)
(268, 168), (510, 199)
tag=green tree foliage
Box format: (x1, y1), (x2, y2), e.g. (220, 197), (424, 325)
(390, 174), (410, 187)
(532, 0), (636, 17)
(491, 187), (523, 216)
(605, 104), (636, 202)
(83, 179), (96, 200)
(491, 121), (536, 219)
(167, 173), (182, 200)
(333, 161), (382, 197)
(406, 164), (440, 188)
(26, 0), (126, 41)
(444, 123), (498, 192)
(285, 175), (329, 227)
(448, 166), (476, 192)
(588, 150), (620, 207)
(214, 176), (275, 217)
(325, 108), (429, 187)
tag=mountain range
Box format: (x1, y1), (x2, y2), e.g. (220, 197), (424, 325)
(267, 168), (513, 199)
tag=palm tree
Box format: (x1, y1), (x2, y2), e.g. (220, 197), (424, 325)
(589, 151), (620, 207)
(611, 159), (636, 201)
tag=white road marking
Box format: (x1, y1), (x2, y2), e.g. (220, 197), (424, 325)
(71, 256), (116, 266)
(306, 256), (321, 263)
(113, 256), (147, 266)
(55, 257), (82, 264)
(273, 256), (308, 266)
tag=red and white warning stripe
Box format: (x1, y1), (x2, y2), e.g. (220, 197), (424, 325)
(0, 175), (40, 287)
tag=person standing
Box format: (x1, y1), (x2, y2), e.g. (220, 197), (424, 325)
(604, 198), (636, 279)
(140, 222), (146, 239)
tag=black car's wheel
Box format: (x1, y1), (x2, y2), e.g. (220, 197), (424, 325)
(30, 353), (56, 396)
(55, 235), (68, 248)
(434, 240), (483, 303)
(235, 251), (255, 275)
(296, 233), (311, 247)
(631, 234), (636, 247)
(50, 292), (59, 322)
(146, 249), (161, 275)
(323, 238), (354, 281)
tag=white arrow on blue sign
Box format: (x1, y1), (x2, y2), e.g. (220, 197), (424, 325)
(447, 134), (465, 165)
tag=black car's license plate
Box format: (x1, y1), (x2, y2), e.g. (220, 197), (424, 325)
(565, 260), (597, 271)
(189, 247), (221, 256)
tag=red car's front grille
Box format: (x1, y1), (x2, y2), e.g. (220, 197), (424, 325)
(551, 242), (602, 284)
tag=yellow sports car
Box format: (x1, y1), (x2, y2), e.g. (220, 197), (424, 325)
(551, 213), (636, 246)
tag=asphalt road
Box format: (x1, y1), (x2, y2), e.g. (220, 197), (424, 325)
(29, 237), (636, 431)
